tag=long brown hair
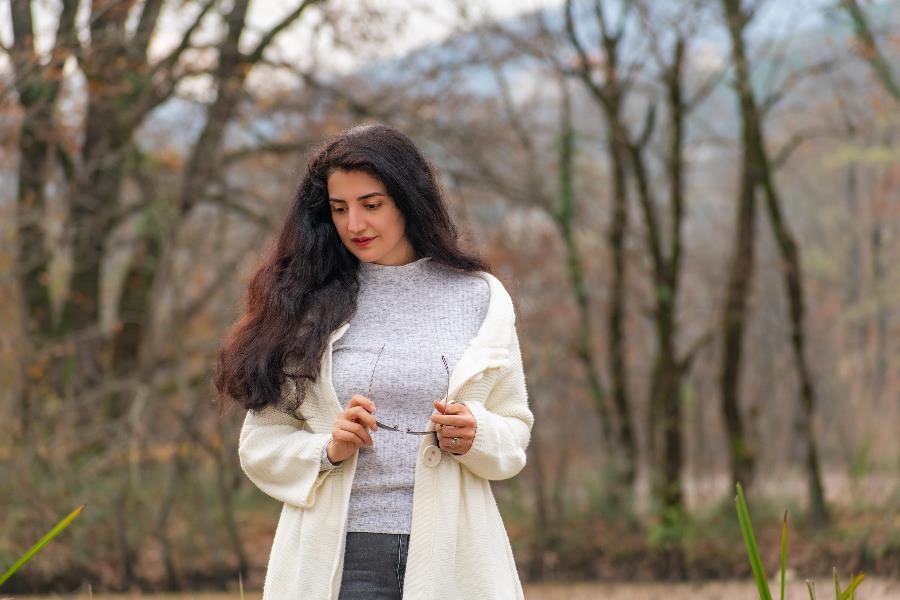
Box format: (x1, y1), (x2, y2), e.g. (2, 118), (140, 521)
(215, 123), (489, 412)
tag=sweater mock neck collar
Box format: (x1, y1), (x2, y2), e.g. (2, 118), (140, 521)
(358, 256), (432, 280)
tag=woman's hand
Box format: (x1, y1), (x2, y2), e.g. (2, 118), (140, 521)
(327, 395), (378, 464)
(431, 400), (476, 455)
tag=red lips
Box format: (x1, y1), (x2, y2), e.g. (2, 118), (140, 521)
(352, 237), (374, 247)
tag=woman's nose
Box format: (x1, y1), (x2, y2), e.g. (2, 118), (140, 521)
(347, 210), (366, 233)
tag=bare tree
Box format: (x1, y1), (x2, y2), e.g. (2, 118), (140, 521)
(718, 0), (761, 493)
(721, 0), (829, 526)
(3, 0), (338, 586)
(563, 0), (638, 491)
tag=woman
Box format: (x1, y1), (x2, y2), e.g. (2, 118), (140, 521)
(216, 123), (533, 599)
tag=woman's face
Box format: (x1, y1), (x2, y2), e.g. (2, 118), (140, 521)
(327, 169), (416, 266)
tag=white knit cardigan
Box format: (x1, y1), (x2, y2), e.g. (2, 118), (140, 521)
(238, 271), (534, 599)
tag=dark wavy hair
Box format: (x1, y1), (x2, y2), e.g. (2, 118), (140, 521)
(215, 123), (490, 412)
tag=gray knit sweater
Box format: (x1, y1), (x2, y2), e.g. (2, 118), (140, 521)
(326, 257), (489, 534)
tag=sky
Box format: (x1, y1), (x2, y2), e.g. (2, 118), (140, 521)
(244, 0), (566, 72)
(2, 0), (891, 103)
(0, 0), (564, 72)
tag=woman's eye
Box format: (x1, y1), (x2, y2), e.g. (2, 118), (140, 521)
(364, 203), (381, 210)
(331, 206), (345, 214)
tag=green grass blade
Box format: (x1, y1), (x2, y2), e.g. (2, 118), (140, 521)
(840, 573), (865, 600)
(0, 504), (85, 587)
(780, 510), (788, 600)
(735, 483), (773, 600)
(807, 580), (817, 600)
(833, 567), (841, 599)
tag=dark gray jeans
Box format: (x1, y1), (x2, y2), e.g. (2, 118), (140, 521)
(339, 532), (410, 599)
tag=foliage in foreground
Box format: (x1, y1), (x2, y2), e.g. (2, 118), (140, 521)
(0, 505), (84, 587)
(735, 483), (864, 600)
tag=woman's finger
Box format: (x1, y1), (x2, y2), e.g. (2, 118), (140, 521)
(439, 433), (472, 454)
(431, 413), (474, 428)
(346, 405), (378, 431)
(349, 394), (376, 413)
(344, 420), (373, 446)
(337, 419), (372, 447)
(439, 427), (473, 441)
(442, 402), (470, 414)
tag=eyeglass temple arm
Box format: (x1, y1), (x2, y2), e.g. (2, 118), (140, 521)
(367, 353), (452, 435)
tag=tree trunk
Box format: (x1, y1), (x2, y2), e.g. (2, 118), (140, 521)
(10, 0), (78, 433)
(870, 219), (887, 406)
(723, 0), (829, 525)
(606, 128), (637, 489)
(622, 32), (691, 575)
(563, 0), (637, 491)
(556, 77), (616, 451)
(112, 0), (252, 370)
(659, 37), (688, 529)
(719, 0), (760, 491)
(759, 174), (830, 527)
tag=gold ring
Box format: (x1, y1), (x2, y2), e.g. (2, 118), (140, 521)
(451, 437), (460, 448)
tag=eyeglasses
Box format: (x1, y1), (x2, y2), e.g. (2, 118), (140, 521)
(366, 344), (449, 435)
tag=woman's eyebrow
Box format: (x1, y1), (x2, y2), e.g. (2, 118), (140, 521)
(329, 191), (386, 202)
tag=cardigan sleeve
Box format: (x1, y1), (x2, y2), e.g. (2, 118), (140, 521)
(455, 326), (533, 480)
(238, 403), (336, 508)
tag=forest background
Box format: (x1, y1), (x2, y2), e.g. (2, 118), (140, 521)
(1, 0), (898, 594)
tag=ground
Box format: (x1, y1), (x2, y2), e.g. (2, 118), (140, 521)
(12, 578), (900, 599)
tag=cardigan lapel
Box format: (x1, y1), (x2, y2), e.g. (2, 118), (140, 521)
(446, 272), (515, 402)
(320, 322), (350, 412)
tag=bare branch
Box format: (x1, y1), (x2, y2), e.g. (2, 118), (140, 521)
(174, 237), (264, 326)
(134, 0), (164, 58)
(685, 65), (728, 112)
(636, 101), (656, 149)
(245, 0), (324, 64)
(10, 0), (36, 57)
(482, 18), (563, 71)
(221, 140), (310, 166)
(760, 58), (841, 117)
(840, 0), (900, 101)
(200, 191), (273, 228)
(264, 60), (399, 121)
(564, 0), (612, 111)
(678, 327), (715, 374)
(771, 126), (840, 170)
(148, 0), (218, 92)
(90, 0), (138, 44)
(476, 33), (546, 209)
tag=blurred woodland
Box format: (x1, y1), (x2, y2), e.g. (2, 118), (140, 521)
(1, 0), (898, 593)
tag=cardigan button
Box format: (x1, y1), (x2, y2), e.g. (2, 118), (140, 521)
(422, 445), (442, 467)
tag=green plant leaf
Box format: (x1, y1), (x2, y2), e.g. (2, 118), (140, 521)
(840, 573), (865, 600)
(735, 483), (772, 600)
(834, 567), (841, 599)
(807, 580), (817, 600)
(780, 510), (788, 600)
(0, 505), (85, 587)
